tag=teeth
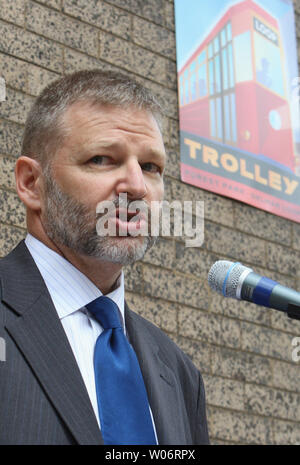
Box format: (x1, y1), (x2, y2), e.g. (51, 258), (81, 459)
(116, 209), (144, 222)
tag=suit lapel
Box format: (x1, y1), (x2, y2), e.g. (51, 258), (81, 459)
(1, 241), (103, 445)
(125, 305), (190, 445)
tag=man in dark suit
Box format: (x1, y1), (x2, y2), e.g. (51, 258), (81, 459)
(0, 70), (209, 445)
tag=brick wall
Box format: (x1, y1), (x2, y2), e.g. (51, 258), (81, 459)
(0, 0), (300, 445)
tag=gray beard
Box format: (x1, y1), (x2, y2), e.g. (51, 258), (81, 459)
(41, 172), (157, 265)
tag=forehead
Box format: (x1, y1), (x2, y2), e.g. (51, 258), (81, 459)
(60, 101), (165, 150)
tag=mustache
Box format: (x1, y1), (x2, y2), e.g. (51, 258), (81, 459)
(113, 196), (148, 210)
(96, 196), (149, 219)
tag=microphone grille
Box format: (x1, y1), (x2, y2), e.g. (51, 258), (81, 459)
(208, 260), (251, 298)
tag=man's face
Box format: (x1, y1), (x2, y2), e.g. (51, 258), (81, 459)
(41, 102), (166, 265)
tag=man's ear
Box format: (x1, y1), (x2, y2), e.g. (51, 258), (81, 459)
(15, 156), (44, 211)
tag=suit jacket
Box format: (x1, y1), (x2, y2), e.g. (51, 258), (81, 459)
(0, 240), (209, 445)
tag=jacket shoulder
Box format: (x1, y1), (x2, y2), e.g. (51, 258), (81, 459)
(126, 304), (200, 376)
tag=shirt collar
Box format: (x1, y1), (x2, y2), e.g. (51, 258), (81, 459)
(24, 233), (125, 323)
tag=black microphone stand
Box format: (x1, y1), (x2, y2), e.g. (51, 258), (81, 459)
(287, 304), (300, 321)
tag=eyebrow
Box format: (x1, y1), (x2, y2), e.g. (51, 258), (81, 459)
(83, 140), (166, 161)
(145, 147), (166, 162)
(84, 140), (122, 151)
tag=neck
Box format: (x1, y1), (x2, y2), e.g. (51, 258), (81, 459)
(58, 247), (123, 295)
(27, 228), (123, 295)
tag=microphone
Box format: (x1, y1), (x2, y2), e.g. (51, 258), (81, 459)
(208, 260), (300, 321)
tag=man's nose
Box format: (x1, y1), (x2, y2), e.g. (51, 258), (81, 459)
(116, 159), (147, 200)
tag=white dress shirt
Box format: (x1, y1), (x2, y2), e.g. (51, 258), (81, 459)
(24, 233), (158, 443)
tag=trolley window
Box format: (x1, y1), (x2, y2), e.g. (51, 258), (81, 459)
(254, 31), (284, 97)
(234, 31), (253, 82)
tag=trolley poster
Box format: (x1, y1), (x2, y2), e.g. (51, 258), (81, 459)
(175, 0), (300, 223)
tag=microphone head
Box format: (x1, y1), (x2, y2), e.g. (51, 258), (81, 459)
(208, 260), (252, 298)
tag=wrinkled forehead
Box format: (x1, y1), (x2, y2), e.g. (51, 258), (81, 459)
(53, 100), (166, 164)
(61, 100), (163, 135)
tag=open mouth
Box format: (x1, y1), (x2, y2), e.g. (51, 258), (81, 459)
(96, 202), (149, 238)
(114, 208), (147, 235)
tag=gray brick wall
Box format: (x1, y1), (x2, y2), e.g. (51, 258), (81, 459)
(0, 0), (300, 445)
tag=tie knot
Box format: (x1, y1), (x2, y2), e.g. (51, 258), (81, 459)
(86, 296), (122, 329)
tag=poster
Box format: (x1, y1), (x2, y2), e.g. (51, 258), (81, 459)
(175, 0), (300, 222)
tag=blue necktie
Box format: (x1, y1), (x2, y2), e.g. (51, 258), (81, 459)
(86, 296), (156, 445)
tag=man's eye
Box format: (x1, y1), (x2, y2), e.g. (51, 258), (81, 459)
(89, 156), (112, 165)
(142, 162), (162, 174)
